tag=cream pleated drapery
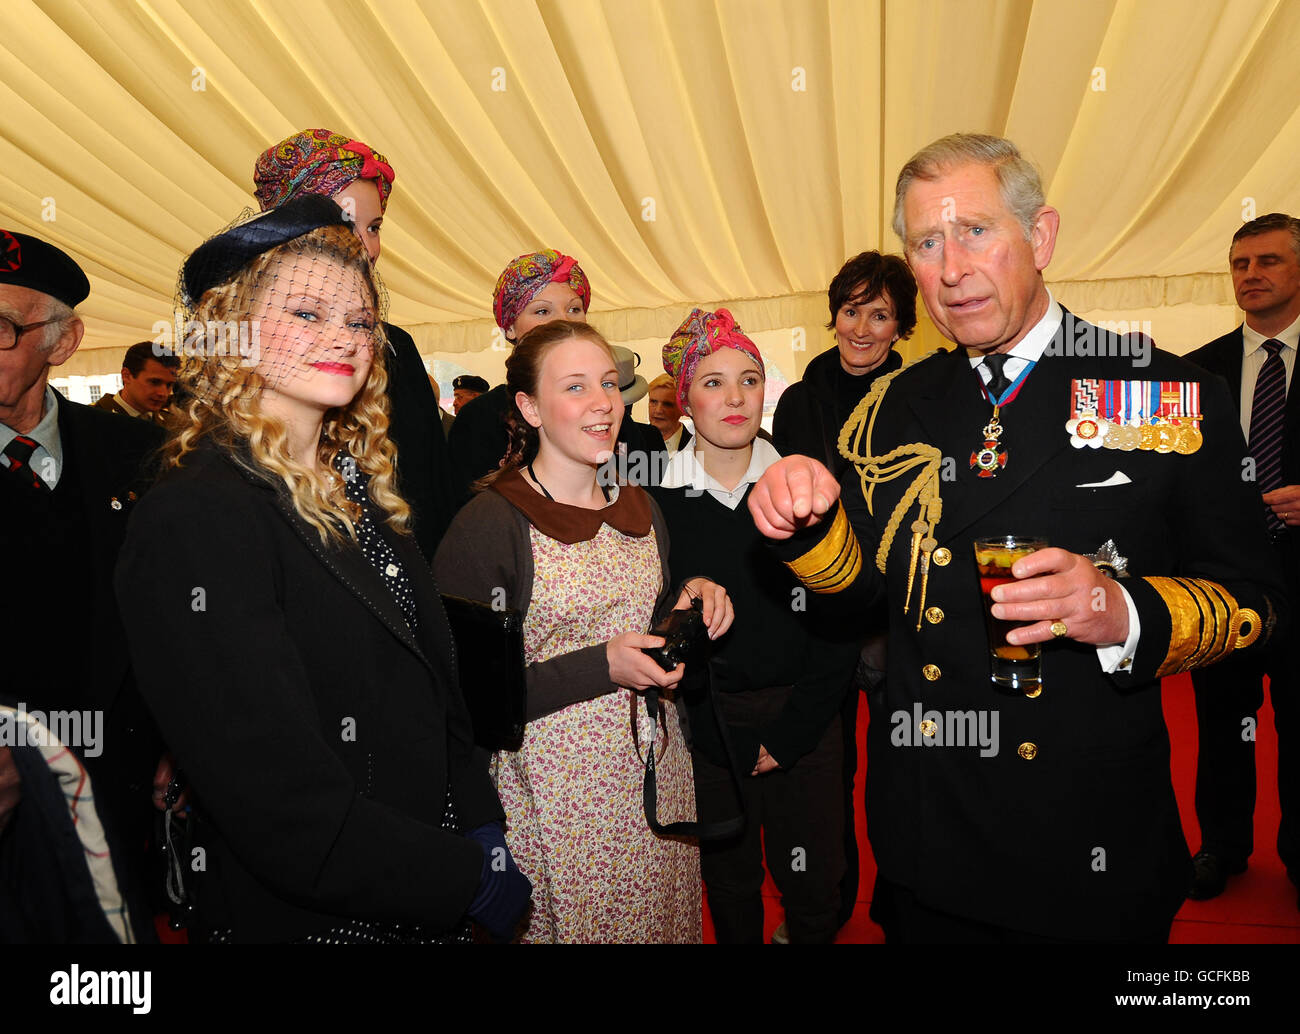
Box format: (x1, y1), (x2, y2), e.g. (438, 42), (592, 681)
(3, 0), (1300, 378)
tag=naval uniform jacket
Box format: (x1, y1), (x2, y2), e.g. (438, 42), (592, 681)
(777, 310), (1287, 940)
(114, 446), (502, 942)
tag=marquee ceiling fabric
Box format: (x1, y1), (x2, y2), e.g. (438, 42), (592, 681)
(3, 0), (1299, 376)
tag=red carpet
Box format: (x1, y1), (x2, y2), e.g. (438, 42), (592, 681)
(704, 674), (1300, 944)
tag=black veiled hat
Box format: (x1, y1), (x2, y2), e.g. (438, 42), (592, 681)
(180, 194), (351, 308)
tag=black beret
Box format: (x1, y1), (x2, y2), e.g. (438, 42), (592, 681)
(180, 194), (351, 308)
(453, 374), (490, 393)
(0, 229), (91, 307)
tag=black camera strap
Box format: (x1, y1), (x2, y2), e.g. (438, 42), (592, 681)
(640, 668), (745, 840)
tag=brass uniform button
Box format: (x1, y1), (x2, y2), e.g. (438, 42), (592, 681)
(919, 719), (938, 737)
(1024, 686), (1042, 699)
(1017, 742), (1038, 760)
(922, 664), (941, 681)
(925, 606), (944, 624)
(932, 547), (952, 567)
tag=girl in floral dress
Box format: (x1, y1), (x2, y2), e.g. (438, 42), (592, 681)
(435, 320), (732, 942)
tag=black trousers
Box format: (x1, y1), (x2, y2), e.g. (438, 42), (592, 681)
(692, 687), (845, 944)
(1190, 641), (1298, 876)
(869, 875), (1173, 944)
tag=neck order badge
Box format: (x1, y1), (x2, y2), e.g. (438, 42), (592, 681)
(970, 355), (1034, 478)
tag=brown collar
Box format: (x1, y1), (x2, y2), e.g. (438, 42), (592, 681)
(491, 467), (652, 544)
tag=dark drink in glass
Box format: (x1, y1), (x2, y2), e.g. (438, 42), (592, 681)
(973, 536), (1048, 692)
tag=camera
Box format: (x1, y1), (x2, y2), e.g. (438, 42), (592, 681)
(642, 597), (707, 671)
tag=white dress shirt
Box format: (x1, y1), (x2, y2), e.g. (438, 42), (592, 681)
(0, 385), (64, 490)
(660, 436), (782, 510)
(1238, 312), (1300, 438)
(113, 392), (143, 419)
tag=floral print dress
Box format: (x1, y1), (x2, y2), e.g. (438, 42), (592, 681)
(494, 523), (702, 943)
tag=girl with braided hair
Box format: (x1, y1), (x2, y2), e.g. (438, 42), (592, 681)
(435, 319), (733, 942)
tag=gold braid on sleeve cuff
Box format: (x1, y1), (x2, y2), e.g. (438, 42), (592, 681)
(784, 501), (862, 594)
(1145, 576), (1266, 678)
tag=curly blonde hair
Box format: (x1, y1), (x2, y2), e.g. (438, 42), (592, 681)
(164, 224), (410, 545)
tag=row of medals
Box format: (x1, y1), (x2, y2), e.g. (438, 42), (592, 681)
(1075, 413), (1203, 455)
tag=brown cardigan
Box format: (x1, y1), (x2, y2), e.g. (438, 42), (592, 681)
(433, 480), (678, 721)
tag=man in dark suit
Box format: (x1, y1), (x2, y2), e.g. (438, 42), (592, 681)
(92, 340), (178, 425)
(0, 228), (163, 941)
(1182, 212), (1300, 903)
(749, 134), (1285, 942)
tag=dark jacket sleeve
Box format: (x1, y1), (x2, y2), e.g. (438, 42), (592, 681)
(767, 457), (887, 616)
(382, 323), (456, 557)
(446, 388), (509, 507)
(435, 491), (676, 722)
(771, 381), (809, 459)
(755, 607), (858, 769)
(114, 477), (486, 929)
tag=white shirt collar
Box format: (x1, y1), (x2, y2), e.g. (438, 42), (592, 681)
(660, 436), (783, 510)
(1243, 311), (1300, 356)
(0, 386), (64, 489)
(967, 290), (1063, 370)
(115, 392), (142, 418)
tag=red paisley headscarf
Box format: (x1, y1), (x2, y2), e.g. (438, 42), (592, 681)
(662, 308), (765, 413)
(492, 249), (591, 333)
(254, 128), (396, 212)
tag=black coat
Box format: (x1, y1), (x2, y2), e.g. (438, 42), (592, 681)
(779, 311), (1288, 939)
(773, 346), (903, 479)
(383, 322), (457, 558)
(1, 394), (163, 941)
(114, 446), (503, 942)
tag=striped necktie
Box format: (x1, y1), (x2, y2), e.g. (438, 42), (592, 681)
(3, 434), (49, 492)
(1247, 338), (1287, 535)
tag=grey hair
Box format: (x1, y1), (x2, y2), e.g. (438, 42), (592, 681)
(892, 133), (1046, 243)
(35, 299), (76, 355)
(1230, 212), (1300, 264)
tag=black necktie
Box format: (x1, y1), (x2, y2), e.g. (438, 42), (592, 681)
(3, 434), (49, 492)
(1247, 338), (1286, 535)
(981, 353), (1012, 400)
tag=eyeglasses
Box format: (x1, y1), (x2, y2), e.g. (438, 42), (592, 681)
(0, 314), (64, 350)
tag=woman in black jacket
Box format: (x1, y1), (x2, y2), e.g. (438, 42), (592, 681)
(652, 308), (859, 943)
(114, 197), (529, 943)
(772, 251), (917, 477)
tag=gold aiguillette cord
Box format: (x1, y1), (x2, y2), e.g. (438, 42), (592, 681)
(837, 356), (946, 625)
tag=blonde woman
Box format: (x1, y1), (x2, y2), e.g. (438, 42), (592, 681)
(114, 196), (528, 943)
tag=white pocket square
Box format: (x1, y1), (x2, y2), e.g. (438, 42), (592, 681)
(1075, 471), (1132, 488)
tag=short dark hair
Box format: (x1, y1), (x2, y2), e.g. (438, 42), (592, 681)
(123, 340), (179, 376)
(1231, 212), (1300, 263)
(826, 252), (918, 340)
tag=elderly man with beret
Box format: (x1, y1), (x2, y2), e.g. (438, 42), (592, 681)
(0, 229), (164, 942)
